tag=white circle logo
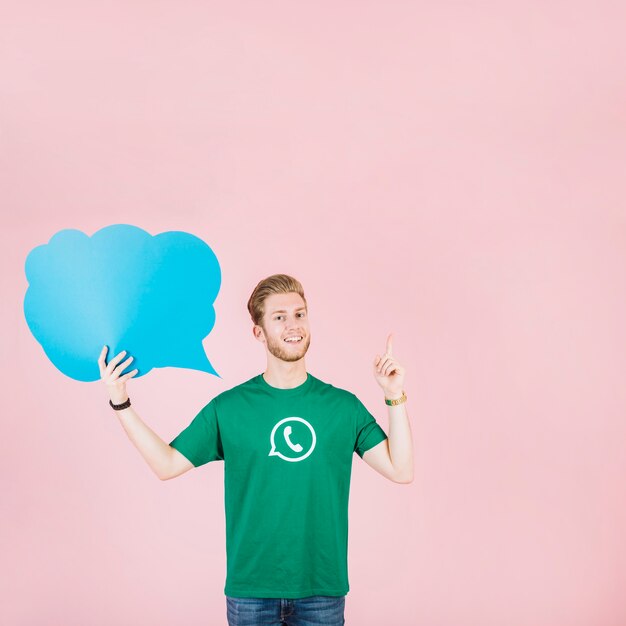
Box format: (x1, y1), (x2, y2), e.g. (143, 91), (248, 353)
(269, 417), (316, 462)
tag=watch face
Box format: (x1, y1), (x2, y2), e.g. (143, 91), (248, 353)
(386, 392), (406, 405)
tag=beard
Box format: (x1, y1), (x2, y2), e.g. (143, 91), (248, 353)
(264, 330), (311, 362)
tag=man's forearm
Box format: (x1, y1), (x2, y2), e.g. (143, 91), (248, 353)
(114, 405), (172, 480)
(386, 397), (414, 482)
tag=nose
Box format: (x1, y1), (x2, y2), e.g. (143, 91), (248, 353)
(287, 317), (304, 332)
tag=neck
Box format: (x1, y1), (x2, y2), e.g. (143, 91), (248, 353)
(263, 359), (308, 389)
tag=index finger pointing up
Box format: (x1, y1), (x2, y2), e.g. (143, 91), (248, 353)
(386, 333), (393, 356)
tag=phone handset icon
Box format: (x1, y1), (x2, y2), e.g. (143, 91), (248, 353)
(283, 425), (303, 453)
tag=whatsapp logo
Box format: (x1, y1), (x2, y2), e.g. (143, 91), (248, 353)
(269, 417), (316, 462)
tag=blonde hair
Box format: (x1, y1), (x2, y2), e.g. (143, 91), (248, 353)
(247, 274), (307, 327)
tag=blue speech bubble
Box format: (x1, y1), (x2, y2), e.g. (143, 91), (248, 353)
(23, 224), (221, 382)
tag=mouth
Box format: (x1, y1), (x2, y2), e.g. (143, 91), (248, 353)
(283, 335), (303, 344)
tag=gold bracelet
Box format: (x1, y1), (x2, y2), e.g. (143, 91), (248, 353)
(385, 391), (407, 406)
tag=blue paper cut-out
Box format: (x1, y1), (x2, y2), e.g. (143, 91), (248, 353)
(23, 224), (221, 382)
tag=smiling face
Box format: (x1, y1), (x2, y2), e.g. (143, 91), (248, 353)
(255, 292), (311, 362)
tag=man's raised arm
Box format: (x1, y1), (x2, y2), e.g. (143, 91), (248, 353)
(98, 346), (193, 481)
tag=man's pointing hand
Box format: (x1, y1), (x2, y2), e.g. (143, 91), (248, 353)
(373, 333), (405, 398)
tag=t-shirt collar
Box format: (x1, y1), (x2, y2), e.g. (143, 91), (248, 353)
(256, 372), (313, 396)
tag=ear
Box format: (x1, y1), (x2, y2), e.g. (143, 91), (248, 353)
(253, 324), (265, 342)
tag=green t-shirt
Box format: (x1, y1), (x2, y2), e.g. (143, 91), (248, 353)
(168, 371), (388, 599)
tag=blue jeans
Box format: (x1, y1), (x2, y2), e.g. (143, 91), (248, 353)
(226, 594), (346, 626)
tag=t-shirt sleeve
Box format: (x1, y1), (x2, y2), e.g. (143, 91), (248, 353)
(353, 394), (388, 458)
(168, 398), (224, 467)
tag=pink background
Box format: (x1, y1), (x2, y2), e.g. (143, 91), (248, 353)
(2, 2), (625, 625)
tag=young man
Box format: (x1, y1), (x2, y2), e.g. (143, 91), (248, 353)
(99, 274), (413, 626)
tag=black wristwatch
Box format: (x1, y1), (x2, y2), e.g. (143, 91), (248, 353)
(109, 397), (131, 411)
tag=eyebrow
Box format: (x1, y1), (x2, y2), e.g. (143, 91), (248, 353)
(270, 307), (307, 314)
